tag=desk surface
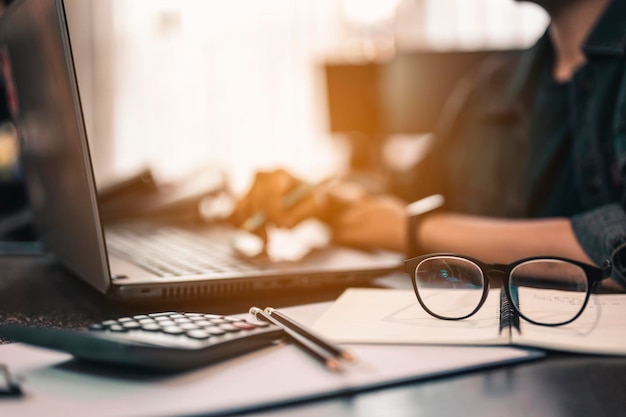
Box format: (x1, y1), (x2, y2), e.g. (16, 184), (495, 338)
(1, 255), (626, 417)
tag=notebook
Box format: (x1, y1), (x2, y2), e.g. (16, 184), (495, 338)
(313, 288), (626, 356)
(0, 0), (402, 302)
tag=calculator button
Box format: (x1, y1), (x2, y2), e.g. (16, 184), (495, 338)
(117, 317), (134, 323)
(223, 316), (244, 322)
(218, 324), (240, 333)
(162, 326), (185, 335)
(179, 323), (200, 331)
(186, 330), (211, 340)
(232, 322), (256, 330)
(88, 323), (105, 331)
(209, 318), (228, 325)
(174, 318), (192, 324)
(203, 314), (222, 319)
(102, 320), (117, 327)
(108, 324), (127, 332)
(133, 315), (150, 320)
(121, 321), (141, 330)
(157, 320), (176, 327)
(194, 320), (212, 327)
(204, 327), (226, 335)
(141, 323), (161, 331)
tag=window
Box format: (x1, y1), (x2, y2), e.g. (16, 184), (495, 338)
(67, 0), (548, 192)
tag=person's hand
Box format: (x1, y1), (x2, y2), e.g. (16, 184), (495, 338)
(324, 191), (407, 253)
(231, 168), (407, 253)
(229, 169), (322, 242)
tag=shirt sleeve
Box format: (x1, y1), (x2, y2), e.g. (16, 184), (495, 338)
(571, 203), (626, 286)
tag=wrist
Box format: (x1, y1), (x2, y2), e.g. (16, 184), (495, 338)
(406, 194), (445, 257)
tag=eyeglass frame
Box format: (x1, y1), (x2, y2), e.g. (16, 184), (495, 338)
(403, 253), (613, 327)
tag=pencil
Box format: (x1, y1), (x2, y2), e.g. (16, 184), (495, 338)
(249, 307), (342, 372)
(240, 180), (325, 233)
(264, 307), (354, 362)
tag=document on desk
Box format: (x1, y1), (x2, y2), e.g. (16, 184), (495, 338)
(312, 288), (626, 355)
(0, 302), (540, 417)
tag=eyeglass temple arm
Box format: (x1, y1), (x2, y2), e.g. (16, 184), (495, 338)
(601, 259), (613, 279)
(590, 260), (614, 293)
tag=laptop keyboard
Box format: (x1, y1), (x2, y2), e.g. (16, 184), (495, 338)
(105, 226), (255, 277)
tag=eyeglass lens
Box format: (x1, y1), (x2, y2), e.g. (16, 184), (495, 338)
(413, 256), (590, 325)
(509, 259), (588, 325)
(413, 256), (485, 319)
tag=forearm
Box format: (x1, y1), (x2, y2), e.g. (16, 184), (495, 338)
(417, 212), (594, 265)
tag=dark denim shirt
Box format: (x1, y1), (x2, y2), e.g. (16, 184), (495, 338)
(401, 0), (626, 285)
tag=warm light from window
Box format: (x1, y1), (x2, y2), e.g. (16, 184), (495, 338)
(341, 0), (401, 26)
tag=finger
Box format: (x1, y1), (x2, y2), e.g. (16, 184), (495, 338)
(231, 169), (291, 226)
(262, 171), (300, 224)
(255, 172), (310, 227)
(279, 194), (320, 228)
(276, 179), (343, 227)
(319, 181), (368, 224)
(230, 172), (264, 225)
(330, 196), (405, 251)
(325, 181), (367, 204)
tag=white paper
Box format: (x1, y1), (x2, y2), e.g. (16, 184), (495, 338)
(312, 288), (506, 345)
(0, 302), (540, 417)
(515, 292), (626, 355)
(313, 288), (626, 356)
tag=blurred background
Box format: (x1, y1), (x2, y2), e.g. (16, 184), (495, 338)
(61, 0), (547, 195)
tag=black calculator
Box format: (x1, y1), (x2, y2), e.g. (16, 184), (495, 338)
(0, 312), (283, 371)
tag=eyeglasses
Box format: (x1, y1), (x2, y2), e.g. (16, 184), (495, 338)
(403, 253), (612, 326)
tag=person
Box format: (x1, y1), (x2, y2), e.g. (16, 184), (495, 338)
(0, 0), (20, 191)
(0, 0), (15, 123)
(230, 0), (626, 288)
(0, 0), (31, 240)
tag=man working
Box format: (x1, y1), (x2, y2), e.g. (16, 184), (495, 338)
(230, 0), (626, 287)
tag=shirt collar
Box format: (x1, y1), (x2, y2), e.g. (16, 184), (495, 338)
(583, 0), (626, 56)
(503, 0), (626, 105)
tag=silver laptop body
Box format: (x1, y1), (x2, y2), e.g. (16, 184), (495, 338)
(0, 0), (402, 302)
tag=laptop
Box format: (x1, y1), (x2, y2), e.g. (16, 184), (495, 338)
(0, 0), (402, 302)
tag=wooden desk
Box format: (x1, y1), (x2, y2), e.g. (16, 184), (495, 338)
(1, 255), (626, 417)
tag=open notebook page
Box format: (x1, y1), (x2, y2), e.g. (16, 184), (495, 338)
(312, 288), (508, 345)
(514, 292), (626, 355)
(314, 288), (626, 356)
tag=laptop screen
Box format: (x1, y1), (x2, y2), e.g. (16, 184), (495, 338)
(0, 0), (111, 292)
